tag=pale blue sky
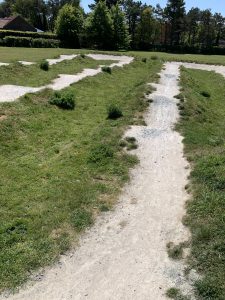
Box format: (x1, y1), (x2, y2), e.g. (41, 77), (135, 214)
(81, 0), (225, 15)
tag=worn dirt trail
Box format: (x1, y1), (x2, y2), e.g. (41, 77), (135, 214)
(1, 62), (194, 300)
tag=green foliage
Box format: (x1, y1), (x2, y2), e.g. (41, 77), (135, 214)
(165, 0), (186, 45)
(71, 209), (93, 231)
(111, 3), (130, 49)
(1, 36), (60, 48)
(167, 242), (183, 260)
(88, 144), (114, 163)
(101, 66), (112, 73)
(200, 91), (211, 98)
(141, 57), (147, 63)
(40, 60), (49, 71)
(86, 0), (113, 49)
(49, 91), (75, 110)
(136, 7), (159, 50)
(166, 288), (180, 298)
(107, 103), (123, 119)
(0, 30), (57, 40)
(55, 3), (84, 48)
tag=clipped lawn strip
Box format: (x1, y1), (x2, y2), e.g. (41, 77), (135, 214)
(0, 56), (113, 87)
(177, 68), (225, 299)
(0, 59), (162, 291)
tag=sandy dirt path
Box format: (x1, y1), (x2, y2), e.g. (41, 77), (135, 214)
(1, 62), (194, 300)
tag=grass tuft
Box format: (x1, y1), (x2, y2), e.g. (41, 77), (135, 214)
(107, 104), (123, 119)
(40, 60), (49, 71)
(49, 91), (75, 110)
(101, 66), (112, 74)
(177, 67), (225, 299)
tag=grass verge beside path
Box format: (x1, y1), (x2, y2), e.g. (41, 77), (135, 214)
(128, 51), (225, 65)
(0, 56), (113, 87)
(177, 68), (225, 300)
(1, 46), (225, 66)
(0, 58), (162, 291)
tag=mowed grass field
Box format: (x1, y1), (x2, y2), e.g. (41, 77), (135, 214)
(177, 68), (225, 300)
(0, 56), (112, 87)
(1, 46), (225, 65)
(0, 50), (162, 291)
(1, 46), (225, 296)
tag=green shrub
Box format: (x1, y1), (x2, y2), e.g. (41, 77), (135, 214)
(107, 104), (123, 119)
(151, 55), (158, 60)
(101, 66), (112, 74)
(88, 144), (113, 163)
(2, 36), (60, 48)
(40, 60), (49, 71)
(0, 29), (57, 40)
(80, 54), (86, 58)
(166, 288), (179, 298)
(49, 91), (75, 110)
(200, 91), (211, 98)
(141, 57), (147, 63)
(167, 242), (183, 259)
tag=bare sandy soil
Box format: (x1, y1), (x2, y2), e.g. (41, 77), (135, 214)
(0, 62), (196, 300)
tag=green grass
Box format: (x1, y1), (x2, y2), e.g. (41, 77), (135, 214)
(1, 47), (225, 65)
(0, 56), (113, 87)
(177, 68), (225, 300)
(129, 51), (225, 65)
(0, 58), (161, 291)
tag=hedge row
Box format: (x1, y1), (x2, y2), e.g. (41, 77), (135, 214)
(135, 44), (225, 55)
(0, 29), (57, 40)
(0, 36), (60, 48)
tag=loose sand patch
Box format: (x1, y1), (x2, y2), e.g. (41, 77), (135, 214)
(47, 54), (78, 65)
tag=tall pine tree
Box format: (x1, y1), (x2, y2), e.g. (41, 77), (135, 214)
(111, 4), (130, 49)
(86, 1), (113, 49)
(165, 0), (186, 45)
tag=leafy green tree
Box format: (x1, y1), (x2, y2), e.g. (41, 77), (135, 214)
(111, 3), (130, 49)
(122, 0), (143, 47)
(214, 13), (225, 46)
(47, 0), (80, 31)
(89, 0), (119, 10)
(86, 1), (113, 49)
(165, 0), (186, 45)
(136, 7), (159, 49)
(55, 3), (84, 47)
(198, 9), (215, 48)
(185, 7), (201, 46)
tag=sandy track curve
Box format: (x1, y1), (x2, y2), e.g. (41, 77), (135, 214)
(1, 62), (194, 300)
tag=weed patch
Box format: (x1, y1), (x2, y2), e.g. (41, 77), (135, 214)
(49, 91), (75, 110)
(40, 60), (49, 71)
(177, 67), (225, 299)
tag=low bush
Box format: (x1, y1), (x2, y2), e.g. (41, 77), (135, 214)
(88, 144), (113, 163)
(151, 55), (158, 60)
(80, 54), (86, 58)
(101, 66), (112, 74)
(40, 60), (49, 71)
(107, 104), (123, 119)
(0, 36), (60, 48)
(141, 58), (147, 63)
(0, 29), (57, 40)
(49, 91), (75, 110)
(200, 91), (211, 98)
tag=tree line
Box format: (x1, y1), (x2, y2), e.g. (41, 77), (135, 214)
(0, 0), (225, 52)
